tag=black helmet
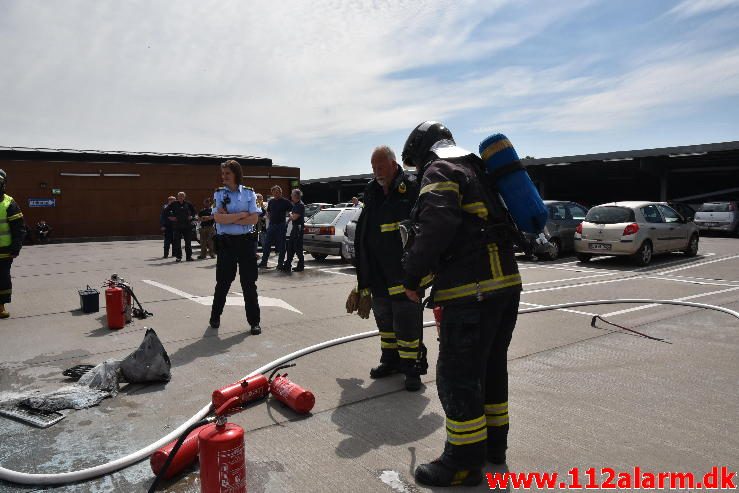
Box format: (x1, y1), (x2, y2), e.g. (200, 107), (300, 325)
(401, 121), (454, 168)
(0, 169), (6, 183)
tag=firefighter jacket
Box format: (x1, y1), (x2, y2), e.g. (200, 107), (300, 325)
(402, 146), (522, 305)
(355, 166), (432, 298)
(0, 194), (26, 260)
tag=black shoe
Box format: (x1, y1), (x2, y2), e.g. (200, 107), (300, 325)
(415, 460), (482, 487)
(258, 264), (270, 269)
(175, 258), (182, 262)
(404, 373), (422, 392)
(293, 265), (304, 272)
(186, 257), (194, 262)
(369, 362), (399, 379)
(250, 325), (261, 335)
(487, 452), (506, 465)
(209, 317), (220, 329)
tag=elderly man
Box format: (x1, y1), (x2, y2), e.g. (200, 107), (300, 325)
(160, 196), (176, 258)
(165, 192), (197, 262)
(347, 146), (429, 391)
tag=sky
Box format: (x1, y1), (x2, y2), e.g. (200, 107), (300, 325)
(1, 0), (738, 179)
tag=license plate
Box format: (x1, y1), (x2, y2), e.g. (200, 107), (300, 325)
(304, 227), (318, 234)
(589, 243), (612, 251)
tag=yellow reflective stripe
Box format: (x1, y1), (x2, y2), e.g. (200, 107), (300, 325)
(0, 289), (11, 294)
(379, 331), (396, 339)
(434, 274), (522, 302)
(420, 273), (434, 287)
(487, 244), (502, 279)
(420, 181), (459, 196)
(452, 471), (472, 485)
(381, 342), (398, 349)
(7, 213), (23, 221)
(481, 138), (513, 161)
(485, 402), (508, 413)
(380, 222), (400, 232)
(486, 415), (509, 427)
(462, 202), (488, 220)
(447, 428), (487, 446)
(446, 415), (486, 432)
(387, 285), (405, 296)
(396, 339), (419, 348)
(398, 350), (417, 359)
(0, 253), (12, 259)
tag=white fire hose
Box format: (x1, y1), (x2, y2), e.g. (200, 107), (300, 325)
(1, 299), (737, 485)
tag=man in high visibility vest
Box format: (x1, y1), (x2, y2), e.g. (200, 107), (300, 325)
(0, 169), (26, 318)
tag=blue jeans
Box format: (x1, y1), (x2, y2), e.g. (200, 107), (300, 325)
(259, 223), (287, 266)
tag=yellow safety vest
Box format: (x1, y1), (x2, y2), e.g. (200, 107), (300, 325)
(0, 194), (15, 248)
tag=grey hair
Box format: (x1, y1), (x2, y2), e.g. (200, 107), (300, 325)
(372, 145), (396, 162)
(177, 191), (186, 197)
(291, 189), (303, 199)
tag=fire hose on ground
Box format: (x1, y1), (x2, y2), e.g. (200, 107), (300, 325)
(0, 298), (737, 486)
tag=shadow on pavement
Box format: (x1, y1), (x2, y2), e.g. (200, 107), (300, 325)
(168, 327), (249, 368)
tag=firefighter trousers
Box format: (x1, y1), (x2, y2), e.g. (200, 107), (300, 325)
(436, 290), (520, 469)
(372, 296), (424, 373)
(0, 259), (12, 304)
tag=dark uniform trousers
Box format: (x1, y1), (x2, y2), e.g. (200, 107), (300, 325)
(173, 227), (192, 260)
(163, 227), (173, 257)
(0, 259), (12, 303)
(285, 224), (304, 268)
(437, 290), (520, 469)
(372, 296), (424, 372)
(211, 235), (260, 327)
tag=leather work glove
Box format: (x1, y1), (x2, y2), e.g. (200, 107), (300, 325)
(346, 288), (360, 314)
(357, 289), (372, 319)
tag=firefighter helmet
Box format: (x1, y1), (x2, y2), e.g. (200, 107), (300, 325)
(401, 121), (454, 168)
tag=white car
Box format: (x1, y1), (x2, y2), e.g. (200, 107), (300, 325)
(574, 201), (699, 266)
(303, 208), (362, 261)
(693, 201), (739, 235)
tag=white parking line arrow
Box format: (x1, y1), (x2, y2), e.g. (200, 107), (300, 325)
(142, 279), (303, 314)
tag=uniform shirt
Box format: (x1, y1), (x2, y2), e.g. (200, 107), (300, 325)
(290, 201), (306, 226)
(266, 197), (292, 225)
(165, 200), (196, 229)
(213, 185), (261, 235)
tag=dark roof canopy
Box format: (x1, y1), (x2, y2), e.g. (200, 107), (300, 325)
(0, 145), (272, 166)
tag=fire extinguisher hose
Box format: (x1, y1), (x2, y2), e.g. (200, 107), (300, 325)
(146, 418), (213, 493)
(0, 299), (737, 486)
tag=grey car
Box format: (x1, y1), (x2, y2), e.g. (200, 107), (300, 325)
(694, 201), (739, 235)
(522, 201), (589, 260)
(574, 201), (700, 266)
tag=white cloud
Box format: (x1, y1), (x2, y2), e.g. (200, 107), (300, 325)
(0, 0), (588, 155)
(484, 48), (739, 133)
(666, 0), (739, 18)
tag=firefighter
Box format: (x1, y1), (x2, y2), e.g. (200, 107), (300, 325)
(0, 169), (26, 319)
(346, 145), (430, 391)
(400, 122), (522, 487)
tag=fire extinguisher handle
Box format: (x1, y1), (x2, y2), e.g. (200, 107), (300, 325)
(215, 395), (241, 416)
(268, 363), (296, 382)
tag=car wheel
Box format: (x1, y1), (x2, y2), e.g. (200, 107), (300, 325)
(576, 253), (592, 263)
(684, 234), (699, 257)
(633, 241), (653, 266)
(340, 247), (350, 263)
(543, 239), (560, 261)
(311, 253), (328, 262)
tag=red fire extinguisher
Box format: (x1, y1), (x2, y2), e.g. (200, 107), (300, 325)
(199, 396), (247, 493)
(433, 306), (443, 339)
(150, 427), (203, 480)
(269, 365), (315, 415)
(105, 286), (125, 330)
(212, 374), (270, 409)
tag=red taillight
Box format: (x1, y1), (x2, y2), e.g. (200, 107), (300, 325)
(730, 203), (736, 211)
(319, 226), (335, 235)
(622, 223), (639, 236)
(575, 223), (583, 234)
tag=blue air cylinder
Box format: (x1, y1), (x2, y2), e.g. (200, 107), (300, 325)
(479, 134), (547, 234)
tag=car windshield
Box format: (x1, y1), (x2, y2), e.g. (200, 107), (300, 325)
(585, 206), (635, 224)
(307, 210), (341, 225)
(699, 203), (732, 212)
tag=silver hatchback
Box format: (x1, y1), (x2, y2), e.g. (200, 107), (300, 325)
(574, 201), (699, 266)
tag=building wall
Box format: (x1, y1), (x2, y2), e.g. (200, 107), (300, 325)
(0, 159), (299, 239)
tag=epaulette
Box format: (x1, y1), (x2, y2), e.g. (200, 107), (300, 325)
(243, 186), (254, 191)
(216, 187), (227, 192)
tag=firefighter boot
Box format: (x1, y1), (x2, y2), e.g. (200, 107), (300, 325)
(415, 460), (482, 487)
(0, 304), (8, 319)
(404, 370), (421, 392)
(369, 362), (399, 379)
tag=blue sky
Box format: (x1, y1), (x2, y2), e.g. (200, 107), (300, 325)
(1, 0), (738, 178)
